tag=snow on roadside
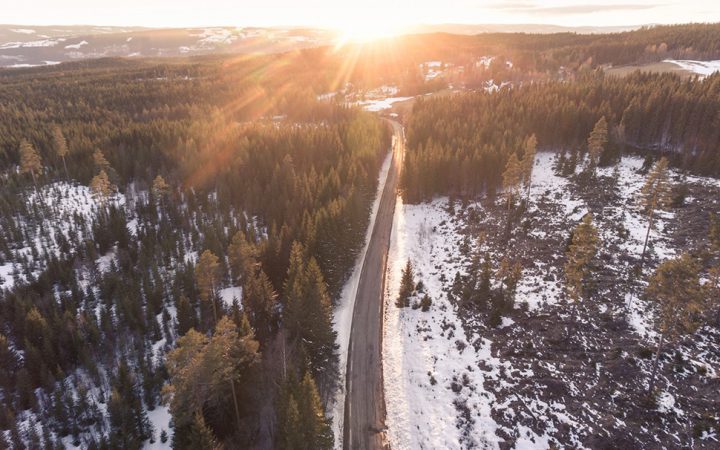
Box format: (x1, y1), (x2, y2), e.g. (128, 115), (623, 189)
(383, 198), (500, 450)
(329, 150), (393, 449)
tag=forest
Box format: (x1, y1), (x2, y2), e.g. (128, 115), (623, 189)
(402, 71), (720, 202)
(0, 54), (388, 449)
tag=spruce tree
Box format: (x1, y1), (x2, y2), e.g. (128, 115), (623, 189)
(90, 170), (114, 203)
(302, 258), (338, 379)
(502, 152), (522, 209)
(397, 259), (415, 307)
(587, 116), (608, 171)
(645, 254), (703, 395)
(19, 139), (42, 190)
(52, 125), (69, 180)
(522, 134), (537, 197)
(194, 250), (220, 324)
(638, 157), (672, 270)
(564, 213), (599, 303)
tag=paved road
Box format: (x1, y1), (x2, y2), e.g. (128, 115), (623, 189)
(343, 120), (403, 450)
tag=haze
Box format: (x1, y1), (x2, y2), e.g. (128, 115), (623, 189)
(4, 0), (719, 29)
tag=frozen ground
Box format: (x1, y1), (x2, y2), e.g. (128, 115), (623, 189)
(664, 59), (720, 77)
(384, 197), (502, 450)
(382, 152), (720, 448)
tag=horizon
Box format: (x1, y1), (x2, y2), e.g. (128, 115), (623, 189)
(3, 1), (719, 37)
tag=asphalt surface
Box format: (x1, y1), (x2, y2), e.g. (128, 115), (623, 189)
(343, 120), (403, 450)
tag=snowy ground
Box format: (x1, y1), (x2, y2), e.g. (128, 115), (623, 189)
(382, 152), (720, 449)
(664, 59), (720, 77)
(0, 182), (125, 290)
(383, 197), (502, 450)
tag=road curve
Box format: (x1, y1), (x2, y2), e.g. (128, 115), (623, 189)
(343, 120), (404, 450)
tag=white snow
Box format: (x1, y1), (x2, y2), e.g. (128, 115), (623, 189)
(64, 40), (88, 49)
(355, 97), (412, 112)
(219, 286), (243, 307)
(664, 59), (720, 77)
(144, 405), (173, 449)
(329, 149), (393, 449)
(10, 28), (36, 34)
(383, 198), (501, 450)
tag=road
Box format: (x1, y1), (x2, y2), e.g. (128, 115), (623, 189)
(343, 120), (403, 450)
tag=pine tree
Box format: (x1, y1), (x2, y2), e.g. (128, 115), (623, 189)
(587, 116), (608, 171)
(164, 317), (259, 440)
(228, 231), (259, 284)
(564, 213), (600, 303)
(52, 125), (69, 180)
(522, 134), (537, 197)
(93, 149), (111, 171)
(644, 254), (703, 395)
(397, 259), (415, 307)
(243, 268), (278, 342)
(297, 373), (333, 450)
(502, 152), (522, 209)
(283, 242), (308, 335)
(176, 295), (196, 336)
(194, 250), (220, 322)
(90, 170), (114, 203)
(638, 157), (672, 270)
(19, 139), (42, 190)
(151, 175), (170, 199)
(187, 413), (217, 450)
(302, 258), (338, 379)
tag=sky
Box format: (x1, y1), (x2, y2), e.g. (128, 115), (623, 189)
(2, 0), (718, 29)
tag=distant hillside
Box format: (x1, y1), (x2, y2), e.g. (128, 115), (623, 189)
(407, 23), (642, 35)
(0, 25), (334, 67)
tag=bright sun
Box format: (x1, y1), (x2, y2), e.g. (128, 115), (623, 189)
(334, 19), (406, 44)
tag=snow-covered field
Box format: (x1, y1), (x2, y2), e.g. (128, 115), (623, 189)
(383, 197), (502, 450)
(664, 59), (720, 77)
(355, 97), (413, 112)
(382, 152), (720, 448)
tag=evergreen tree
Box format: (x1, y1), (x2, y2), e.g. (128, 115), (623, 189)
(564, 213), (600, 303)
(243, 268), (278, 342)
(52, 125), (69, 180)
(397, 259), (415, 308)
(522, 134), (537, 197)
(93, 149), (111, 171)
(194, 250), (220, 324)
(228, 231), (258, 284)
(90, 170), (114, 203)
(19, 139), (42, 190)
(176, 295), (196, 336)
(587, 116), (608, 171)
(638, 157), (672, 269)
(644, 254), (703, 395)
(502, 152), (522, 209)
(186, 413), (217, 450)
(151, 175), (170, 199)
(302, 259), (338, 379)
